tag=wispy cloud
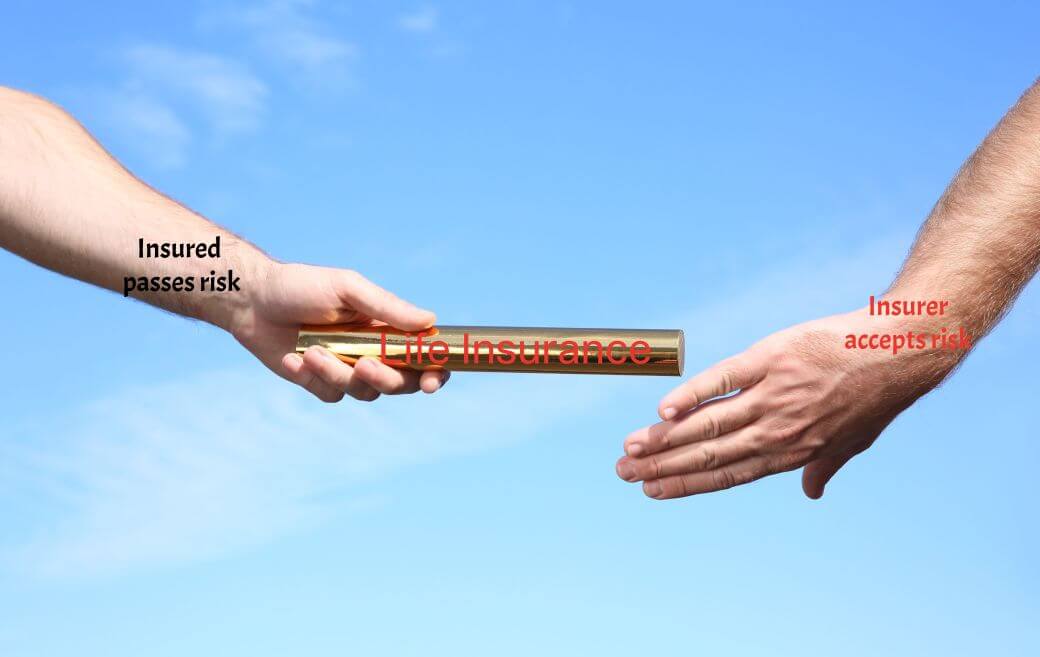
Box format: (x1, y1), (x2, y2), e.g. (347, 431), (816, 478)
(93, 44), (268, 169)
(101, 92), (192, 169)
(202, 0), (358, 88)
(396, 5), (465, 58)
(0, 233), (907, 578)
(94, 1), (354, 169)
(122, 44), (268, 134)
(0, 369), (613, 577)
(398, 6), (439, 34)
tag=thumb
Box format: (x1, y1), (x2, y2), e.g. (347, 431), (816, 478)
(801, 452), (855, 500)
(334, 270), (436, 331)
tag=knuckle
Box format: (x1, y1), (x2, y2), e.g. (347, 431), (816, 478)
(649, 423), (671, 450)
(744, 397), (766, 420)
(693, 446), (717, 471)
(650, 456), (664, 480)
(711, 468), (737, 491)
(649, 479), (672, 498)
(680, 381), (701, 407)
(801, 435), (827, 454)
(770, 423), (802, 446)
(333, 270), (362, 295)
(735, 467), (760, 486)
(367, 298), (387, 315)
(318, 365), (343, 387)
(702, 413), (723, 440)
(780, 450), (811, 471)
(802, 428), (830, 452)
(770, 352), (791, 371)
(717, 369), (736, 396)
(328, 372), (352, 390)
(678, 475), (695, 497)
(383, 380), (406, 394)
(655, 476), (676, 498)
(297, 369), (317, 389)
(746, 428), (770, 451)
(321, 389), (344, 403)
(771, 352), (800, 372)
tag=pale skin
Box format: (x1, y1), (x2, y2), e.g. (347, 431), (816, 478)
(618, 78), (1040, 500)
(0, 86), (448, 402)
(4, 80), (1039, 490)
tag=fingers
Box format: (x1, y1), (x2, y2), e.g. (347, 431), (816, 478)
(657, 353), (766, 421)
(616, 427), (760, 483)
(282, 352), (358, 402)
(801, 451), (856, 500)
(294, 347), (381, 401)
(420, 369), (450, 394)
(640, 453), (805, 500)
(283, 348), (450, 402)
(334, 270), (436, 331)
(623, 393), (762, 458)
(351, 357), (422, 394)
(351, 357), (450, 395)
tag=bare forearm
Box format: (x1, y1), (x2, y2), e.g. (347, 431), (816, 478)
(0, 87), (270, 330)
(890, 79), (1040, 338)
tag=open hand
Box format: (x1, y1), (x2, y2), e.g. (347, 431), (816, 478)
(616, 311), (956, 500)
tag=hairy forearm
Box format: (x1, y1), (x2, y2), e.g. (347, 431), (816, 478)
(0, 87), (271, 330)
(890, 79), (1040, 339)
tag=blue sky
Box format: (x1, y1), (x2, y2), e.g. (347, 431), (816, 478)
(1, 1), (1038, 654)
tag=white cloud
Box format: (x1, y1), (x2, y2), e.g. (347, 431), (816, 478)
(203, 0), (358, 87)
(94, 44), (268, 169)
(0, 233), (908, 577)
(95, 1), (354, 168)
(398, 6), (440, 34)
(1, 369), (613, 577)
(102, 93), (192, 169)
(122, 44), (268, 135)
(396, 6), (464, 59)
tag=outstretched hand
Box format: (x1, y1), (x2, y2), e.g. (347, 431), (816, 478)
(616, 311), (957, 500)
(231, 262), (449, 402)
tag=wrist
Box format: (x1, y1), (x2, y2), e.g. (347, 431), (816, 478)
(204, 250), (276, 335)
(845, 301), (967, 399)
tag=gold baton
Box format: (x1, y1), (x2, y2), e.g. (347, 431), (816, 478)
(297, 325), (684, 376)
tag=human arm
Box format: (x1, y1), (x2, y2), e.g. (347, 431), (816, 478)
(616, 79), (1040, 499)
(0, 86), (447, 402)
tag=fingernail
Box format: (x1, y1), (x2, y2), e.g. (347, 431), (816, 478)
(319, 349), (338, 361)
(662, 407), (677, 420)
(617, 461), (636, 481)
(644, 481), (663, 498)
(626, 443), (644, 457)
